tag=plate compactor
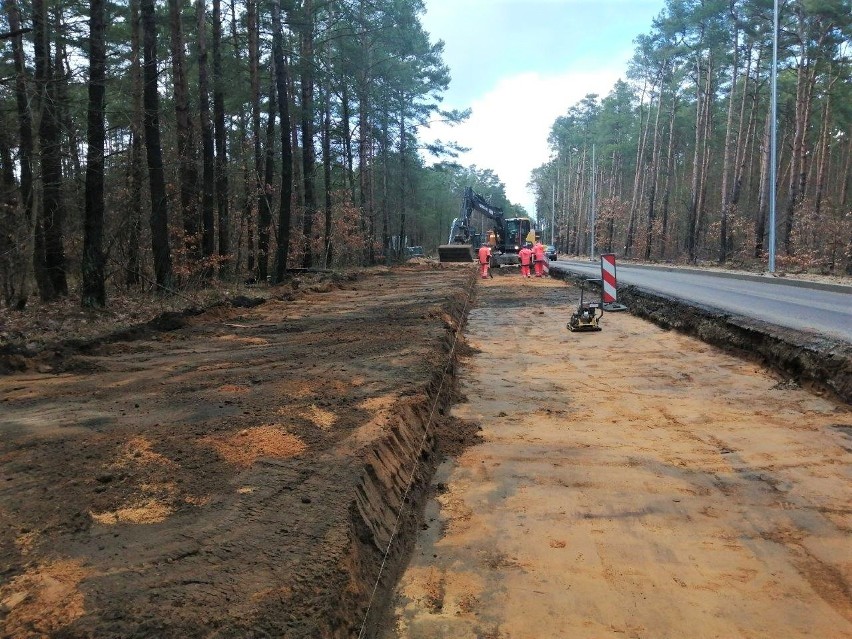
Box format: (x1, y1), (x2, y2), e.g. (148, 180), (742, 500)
(567, 279), (603, 332)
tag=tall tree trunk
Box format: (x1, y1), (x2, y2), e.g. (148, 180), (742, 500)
(169, 0), (199, 259)
(644, 86), (664, 260)
(300, 0), (316, 268)
(625, 80), (648, 257)
(212, 0), (229, 275)
(31, 2), (50, 302)
(142, 0), (173, 290)
(754, 96), (772, 258)
(258, 74), (276, 282)
(572, 148), (587, 254)
(0, 125), (17, 305)
(247, 0), (260, 275)
(34, 0), (67, 299)
(813, 74), (836, 217)
(695, 66), (714, 256)
(228, 0), (249, 277)
(82, 0), (107, 308)
(659, 93), (677, 259)
(55, 29), (82, 182)
(126, 0), (143, 288)
(398, 106), (407, 263)
(842, 136), (852, 275)
(731, 46), (757, 217)
(272, 0), (293, 281)
(322, 88), (333, 267)
(563, 155), (574, 253)
(197, 0), (216, 269)
(689, 57), (713, 261)
(290, 75), (304, 210)
(719, 22), (739, 264)
(782, 32), (819, 255)
(841, 135), (851, 212)
(341, 82), (355, 197)
(380, 109), (389, 256)
(4, 0), (35, 307)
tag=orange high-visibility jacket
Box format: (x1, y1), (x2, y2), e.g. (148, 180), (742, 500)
(478, 245), (492, 264)
(518, 247), (533, 265)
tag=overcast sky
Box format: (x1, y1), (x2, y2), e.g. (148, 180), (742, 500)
(419, 0), (667, 218)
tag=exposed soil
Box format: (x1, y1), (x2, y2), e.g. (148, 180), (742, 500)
(3, 264), (849, 639)
(612, 284), (852, 403)
(549, 269), (852, 403)
(0, 265), (479, 639)
(383, 274), (852, 638)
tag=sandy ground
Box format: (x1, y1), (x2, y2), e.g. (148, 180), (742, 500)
(384, 274), (852, 638)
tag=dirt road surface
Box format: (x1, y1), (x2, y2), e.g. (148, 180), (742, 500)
(384, 274), (852, 638)
(0, 267), (474, 638)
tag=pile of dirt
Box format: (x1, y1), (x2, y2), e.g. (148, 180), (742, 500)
(0, 265), (482, 638)
(203, 425), (308, 467)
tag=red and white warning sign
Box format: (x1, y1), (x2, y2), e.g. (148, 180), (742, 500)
(600, 253), (617, 303)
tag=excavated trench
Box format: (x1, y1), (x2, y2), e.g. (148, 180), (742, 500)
(382, 272), (851, 637)
(338, 324), (480, 638)
(4, 263), (846, 638)
(549, 269), (852, 404)
(0, 267), (483, 639)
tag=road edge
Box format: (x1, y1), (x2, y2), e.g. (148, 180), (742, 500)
(551, 267), (852, 404)
(558, 259), (852, 294)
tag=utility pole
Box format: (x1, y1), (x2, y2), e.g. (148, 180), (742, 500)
(769, 0), (778, 273)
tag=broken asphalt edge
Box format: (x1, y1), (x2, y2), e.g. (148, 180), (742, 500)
(550, 266), (852, 405)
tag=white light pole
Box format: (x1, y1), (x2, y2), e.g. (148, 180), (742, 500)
(769, 0), (778, 273)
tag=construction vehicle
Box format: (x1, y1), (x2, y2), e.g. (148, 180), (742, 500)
(438, 186), (536, 265)
(567, 279), (603, 332)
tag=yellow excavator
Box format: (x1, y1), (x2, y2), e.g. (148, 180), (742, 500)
(438, 187), (536, 266)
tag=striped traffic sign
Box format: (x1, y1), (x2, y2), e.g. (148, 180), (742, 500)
(600, 253), (617, 303)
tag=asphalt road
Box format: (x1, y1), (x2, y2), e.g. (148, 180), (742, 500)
(551, 260), (852, 343)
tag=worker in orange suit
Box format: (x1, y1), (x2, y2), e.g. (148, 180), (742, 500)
(477, 244), (492, 279)
(518, 243), (533, 278)
(533, 240), (546, 277)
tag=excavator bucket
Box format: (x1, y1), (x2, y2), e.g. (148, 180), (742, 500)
(438, 244), (474, 263)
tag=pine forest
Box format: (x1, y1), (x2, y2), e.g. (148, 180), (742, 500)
(0, 0), (850, 312)
(530, 0), (851, 275)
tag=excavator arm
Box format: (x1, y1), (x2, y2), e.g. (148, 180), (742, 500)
(440, 187), (504, 262)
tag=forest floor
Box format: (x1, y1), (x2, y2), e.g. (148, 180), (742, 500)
(0, 263), (850, 638)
